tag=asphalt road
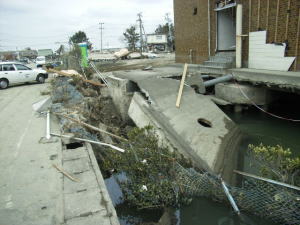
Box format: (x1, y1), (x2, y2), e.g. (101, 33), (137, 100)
(0, 82), (63, 225)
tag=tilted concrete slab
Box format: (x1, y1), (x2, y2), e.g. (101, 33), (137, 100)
(110, 70), (242, 183)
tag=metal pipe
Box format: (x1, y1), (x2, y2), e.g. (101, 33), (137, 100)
(234, 170), (300, 191)
(203, 74), (233, 87)
(50, 133), (125, 153)
(221, 179), (240, 215)
(236, 4), (243, 68)
(46, 110), (51, 140)
(89, 61), (109, 87)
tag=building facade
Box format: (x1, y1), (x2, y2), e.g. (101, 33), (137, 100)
(147, 34), (168, 51)
(174, 0), (300, 71)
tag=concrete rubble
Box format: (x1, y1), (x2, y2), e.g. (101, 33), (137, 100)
(105, 65), (243, 183)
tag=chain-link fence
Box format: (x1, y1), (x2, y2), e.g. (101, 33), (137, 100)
(173, 162), (300, 225)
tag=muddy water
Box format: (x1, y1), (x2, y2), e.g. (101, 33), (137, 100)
(223, 106), (300, 174)
(107, 105), (299, 225)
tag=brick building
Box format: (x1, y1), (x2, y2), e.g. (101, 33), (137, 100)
(174, 0), (300, 71)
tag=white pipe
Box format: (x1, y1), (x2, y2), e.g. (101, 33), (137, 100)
(46, 110), (51, 140)
(234, 170), (300, 191)
(208, 0), (211, 58)
(221, 179), (240, 215)
(50, 133), (125, 153)
(236, 4), (243, 68)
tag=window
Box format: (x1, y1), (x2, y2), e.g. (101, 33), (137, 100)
(15, 64), (30, 70)
(193, 7), (198, 15)
(0, 66), (2, 71)
(2, 64), (15, 71)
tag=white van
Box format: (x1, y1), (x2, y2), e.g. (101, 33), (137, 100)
(36, 56), (46, 67)
(0, 62), (48, 89)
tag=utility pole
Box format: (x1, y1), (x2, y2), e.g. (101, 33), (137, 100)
(137, 13), (144, 53)
(165, 13), (173, 51)
(99, 22), (104, 53)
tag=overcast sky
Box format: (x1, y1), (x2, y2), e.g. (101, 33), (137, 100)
(0, 0), (174, 51)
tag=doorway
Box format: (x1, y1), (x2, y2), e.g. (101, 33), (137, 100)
(217, 7), (236, 51)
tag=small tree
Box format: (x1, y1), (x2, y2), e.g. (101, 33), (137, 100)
(248, 144), (300, 186)
(56, 45), (65, 56)
(123, 26), (140, 51)
(69, 31), (92, 50)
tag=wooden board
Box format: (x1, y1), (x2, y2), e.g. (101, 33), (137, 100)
(176, 63), (188, 108)
(248, 31), (295, 71)
(48, 68), (106, 87)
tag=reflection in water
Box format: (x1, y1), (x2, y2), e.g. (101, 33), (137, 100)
(180, 197), (273, 225)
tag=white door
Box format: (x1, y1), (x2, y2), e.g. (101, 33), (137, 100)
(217, 7), (236, 51)
(14, 64), (35, 82)
(1, 64), (21, 84)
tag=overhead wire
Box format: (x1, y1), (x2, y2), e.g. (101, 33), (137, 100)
(232, 75), (300, 122)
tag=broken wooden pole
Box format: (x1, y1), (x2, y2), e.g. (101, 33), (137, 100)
(52, 164), (79, 182)
(53, 113), (127, 141)
(50, 133), (125, 153)
(47, 68), (106, 87)
(176, 63), (188, 108)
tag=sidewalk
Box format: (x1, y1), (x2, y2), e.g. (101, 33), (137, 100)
(0, 83), (119, 225)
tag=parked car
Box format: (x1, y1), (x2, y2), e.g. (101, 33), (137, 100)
(19, 58), (30, 64)
(36, 56), (46, 68)
(0, 62), (48, 89)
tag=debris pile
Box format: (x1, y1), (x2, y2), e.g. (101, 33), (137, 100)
(48, 69), (300, 225)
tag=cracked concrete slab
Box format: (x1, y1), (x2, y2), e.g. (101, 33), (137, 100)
(62, 157), (91, 174)
(64, 188), (104, 220)
(109, 68), (242, 183)
(63, 170), (99, 194)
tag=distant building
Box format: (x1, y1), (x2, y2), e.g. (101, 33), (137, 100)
(19, 49), (38, 59)
(0, 51), (18, 61)
(147, 34), (168, 52)
(174, 0), (300, 71)
(38, 49), (53, 59)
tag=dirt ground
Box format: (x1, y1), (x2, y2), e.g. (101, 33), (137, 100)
(95, 53), (175, 72)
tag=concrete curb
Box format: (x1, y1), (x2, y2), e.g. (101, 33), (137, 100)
(85, 143), (120, 225)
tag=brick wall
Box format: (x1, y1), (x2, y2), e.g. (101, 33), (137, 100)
(174, 0), (209, 64)
(174, 0), (300, 71)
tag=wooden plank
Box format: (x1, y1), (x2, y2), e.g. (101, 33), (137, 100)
(52, 164), (79, 182)
(47, 68), (106, 87)
(54, 112), (127, 141)
(82, 79), (106, 87)
(175, 63), (188, 108)
(249, 56), (295, 71)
